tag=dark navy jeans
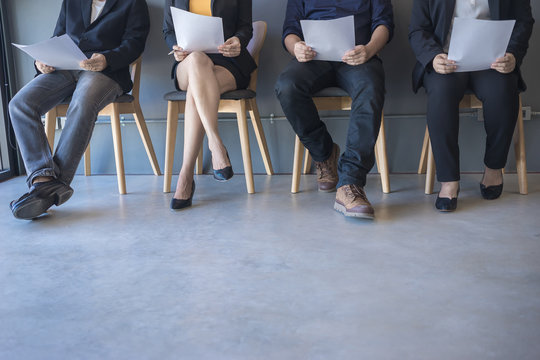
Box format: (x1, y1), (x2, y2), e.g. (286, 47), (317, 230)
(9, 70), (122, 187)
(275, 57), (385, 188)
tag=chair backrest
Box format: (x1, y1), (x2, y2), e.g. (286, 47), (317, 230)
(129, 56), (143, 101)
(246, 21), (267, 91)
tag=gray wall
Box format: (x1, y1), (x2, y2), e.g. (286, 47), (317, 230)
(5, 0), (540, 177)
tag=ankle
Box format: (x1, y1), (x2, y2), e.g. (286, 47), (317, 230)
(482, 167), (503, 186)
(439, 181), (459, 198)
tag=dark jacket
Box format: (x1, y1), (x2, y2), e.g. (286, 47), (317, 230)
(163, 0), (257, 77)
(51, 0), (150, 93)
(408, 0), (534, 92)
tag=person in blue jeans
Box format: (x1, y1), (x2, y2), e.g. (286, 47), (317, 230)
(8, 0), (150, 220)
(275, 0), (394, 220)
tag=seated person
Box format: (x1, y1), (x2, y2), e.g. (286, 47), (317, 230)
(9, 0), (150, 219)
(163, 0), (256, 210)
(409, 0), (534, 212)
(275, 0), (394, 220)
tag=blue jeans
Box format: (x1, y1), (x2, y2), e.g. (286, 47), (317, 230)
(9, 70), (123, 187)
(275, 58), (385, 188)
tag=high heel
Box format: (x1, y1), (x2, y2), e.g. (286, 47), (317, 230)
(435, 187), (459, 212)
(480, 169), (503, 200)
(213, 151), (234, 182)
(170, 181), (195, 210)
(480, 183), (503, 200)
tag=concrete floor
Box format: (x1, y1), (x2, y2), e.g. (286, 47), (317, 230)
(1, 173), (539, 360)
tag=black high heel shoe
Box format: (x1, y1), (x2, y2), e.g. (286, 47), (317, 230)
(170, 181), (195, 210)
(213, 151), (234, 182)
(435, 188), (459, 212)
(480, 183), (503, 200)
(480, 170), (503, 200)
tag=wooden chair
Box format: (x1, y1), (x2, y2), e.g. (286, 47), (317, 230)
(44, 56), (162, 194)
(163, 21), (273, 194)
(417, 94), (527, 195)
(291, 87), (390, 194)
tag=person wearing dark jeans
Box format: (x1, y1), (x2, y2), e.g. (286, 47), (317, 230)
(409, 0), (534, 212)
(9, 0), (150, 220)
(275, 0), (393, 219)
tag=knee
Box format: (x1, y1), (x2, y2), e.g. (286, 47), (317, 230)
(275, 73), (303, 102)
(184, 51), (213, 70)
(8, 92), (33, 118)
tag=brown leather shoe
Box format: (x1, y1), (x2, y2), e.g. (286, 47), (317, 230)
(314, 143), (339, 192)
(334, 184), (375, 219)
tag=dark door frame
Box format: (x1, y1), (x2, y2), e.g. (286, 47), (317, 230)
(0, 2), (20, 182)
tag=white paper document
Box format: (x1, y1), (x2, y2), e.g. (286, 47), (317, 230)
(12, 34), (87, 70)
(171, 7), (224, 53)
(301, 16), (355, 62)
(448, 18), (516, 72)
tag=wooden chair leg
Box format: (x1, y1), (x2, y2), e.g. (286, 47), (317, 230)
(236, 100), (255, 194)
(514, 95), (528, 195)
(418, 126), (430, 174)
(84, 144), (91, 176)
(375, 114), (391, 194)
(302, 150), (312, 175)
(195, 144), (203, 175)
(133, 103), (162, 176)
(44, 108), (58, 152)
(109, 104), (126, 194)
(425, 138), (436, 195)
(163, 101), (179, 193)
(291, 135), (304, 193)
(248, 98), (274, 175)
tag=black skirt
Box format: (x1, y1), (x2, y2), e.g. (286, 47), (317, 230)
(171, 53), (251, 91)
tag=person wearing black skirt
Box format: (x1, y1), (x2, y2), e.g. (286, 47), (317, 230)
(163, 0), (256, 209)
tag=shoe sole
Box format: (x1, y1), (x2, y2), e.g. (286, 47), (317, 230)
(318, 187), (336, 193)
(334, 201), (374, 220)
(12, 187), (73, 220)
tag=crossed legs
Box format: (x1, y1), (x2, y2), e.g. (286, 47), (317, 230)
(174, 52), (236, 199)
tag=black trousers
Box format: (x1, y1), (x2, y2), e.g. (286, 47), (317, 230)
(275, 58), (385, 187)
(423, 69), (519, 182)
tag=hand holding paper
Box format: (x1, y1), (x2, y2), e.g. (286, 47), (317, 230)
(12, 34), (87, 70)
(491, 53), (516, 74)
(447, 18), (516, 72)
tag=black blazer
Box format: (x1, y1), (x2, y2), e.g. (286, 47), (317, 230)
(163, 0), (257, 77)
(409, 0), (534, 92)
(51, 0), (150, 93)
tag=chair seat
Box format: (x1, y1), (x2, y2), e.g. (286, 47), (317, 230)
(164, 89), (257, 102)
(313, 87), (349, 98)
(58, 94), (135, 105)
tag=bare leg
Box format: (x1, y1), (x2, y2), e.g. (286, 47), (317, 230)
(176, 52), (236, 169)
(174, 90), (205, 200)
(173, 52), (237, 200)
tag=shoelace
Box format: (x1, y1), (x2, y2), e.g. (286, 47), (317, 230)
(344, 185), (368, 202)
(315, 162), (331, 180)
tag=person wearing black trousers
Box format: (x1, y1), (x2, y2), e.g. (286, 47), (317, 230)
(409, 0), (534, 212)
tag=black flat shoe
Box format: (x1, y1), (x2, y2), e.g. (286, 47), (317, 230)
(435, 194), (458, 212)
(213, 151), (233, 182)
(10, 179), (74, 220)
(170, 181), (195, 210)
(480, 182), (503, 200)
